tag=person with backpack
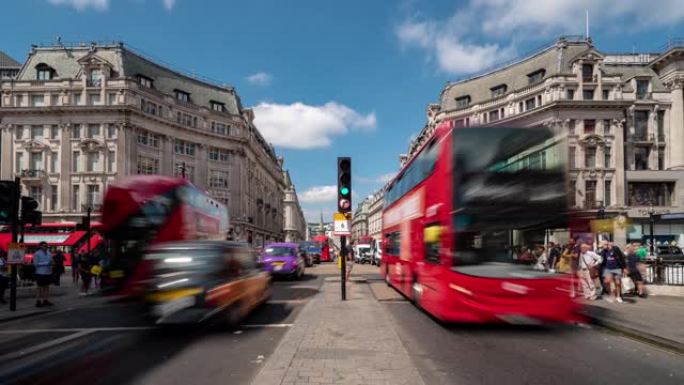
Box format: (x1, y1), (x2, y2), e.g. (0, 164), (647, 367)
(547, 242), (561, 272)
(52, 250), (65, 286)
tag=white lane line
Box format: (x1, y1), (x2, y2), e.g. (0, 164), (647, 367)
(0, 326), (155, 334)
(286, 285), (320, 290)
(0, 330), (93, 361)
(242, 323), (293, 328)
(268, 299), (307, 304)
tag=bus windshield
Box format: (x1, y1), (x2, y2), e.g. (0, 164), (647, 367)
(452, 127), (567, 274)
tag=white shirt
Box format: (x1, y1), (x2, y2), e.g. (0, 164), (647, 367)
(579, 250), (602, 270)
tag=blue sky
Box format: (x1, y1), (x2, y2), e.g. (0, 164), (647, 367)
(3, 0), (684, 221)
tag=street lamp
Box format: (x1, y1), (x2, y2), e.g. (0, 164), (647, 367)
(648, 204), (655, 257)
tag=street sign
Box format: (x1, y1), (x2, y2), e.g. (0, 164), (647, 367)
(333, 212), (351, 236)
(7, 243), (25, 264)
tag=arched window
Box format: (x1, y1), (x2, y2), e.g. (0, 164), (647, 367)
(35, 63), (56, 81)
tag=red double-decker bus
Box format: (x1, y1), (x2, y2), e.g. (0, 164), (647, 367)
(312, 235), (332, 262)
(100, 175), (229, 294)
(382, 122), (582, 324)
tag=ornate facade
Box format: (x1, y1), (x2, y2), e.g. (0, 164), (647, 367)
(0, 42), (286, 245)
(282, 169), (306, 243)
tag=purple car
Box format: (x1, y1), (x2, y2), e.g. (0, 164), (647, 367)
(261, 243), (305, 279)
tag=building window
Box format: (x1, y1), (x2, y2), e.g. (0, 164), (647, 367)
(604, 180), (611, 206)
(634, 111), (648, 140)
(658, 151), (665, 170)
(585, 147), (596, 168)
(107, 150), (115, 172)
(210, 121), (230, 135)
(15, 126), (24, 140)
(50, 125), (59, 139)
(488, 109), (500, 122)
(72, 151), (80, 172)
(50, 185), (58, 211)
(174, 140), (196, 156)
(139, 75), (153, 88)
(31, 125), (44, 139)
(137, 130), (160, 148)
(585, 180), (597, 209)
(628, 182), (674, 206)
(30, 152), (43, 171)
(636, 79), (649, 100)
(209, 147), (230, 162)
(583, 89), (594, 100)
(175, 90), (190, 102)
(175, 162), (194, 181)
(30, 94), (45, 107)
(455, 96), (470, 109)
(568, 146), (576, 169)
(527, 69), (545, 84)
(89, 93), (101, 105)
(604, 147), (611, 168)
(603, 119), (611, 135)
(73, 93), (82, 105)
(72, 185), (80, 211)
(569, 180), (576, 207)
(136, 155), (159, 175)
(50, 152), (58, 173)
(15, 153), (23, 173)
(72, 124), (81, 139)
(86, 152), (100, 172)
(209, 170), (229, 188)
(89, 69), (102, 87)
(582, 63), (593, 82)
(525, 98), (535, 111)
(30, 186), (43, 208)
(568, 120), (576, 135)
(490, 84), (507, 98)
(584, 119), (595, 134)
(602, 89), (610, 100)
(87, 124), (100, 138)
(107, 124), (116, 139)
(37, 68), (52, 81)
(87, 185), (100, 206)
(210, 101), (225, 112)
(657, 110), (665, 141)
(634, 146), (650, 170)
(108, 93), (117, 105)
(566, 88), (575, 100)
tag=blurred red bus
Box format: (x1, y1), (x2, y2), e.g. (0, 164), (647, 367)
(0, 222), (102, 266)
(381, 122), (582, 324)
(312, 235), (331, 262)
(100, 175), (229, 294)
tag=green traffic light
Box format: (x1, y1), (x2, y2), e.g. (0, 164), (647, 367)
(340, 187), (350, 196)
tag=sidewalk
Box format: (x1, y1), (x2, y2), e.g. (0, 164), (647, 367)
(585, 295), (684, 354)
(251, 278), (425, 385)
(0, 277), (106, 323)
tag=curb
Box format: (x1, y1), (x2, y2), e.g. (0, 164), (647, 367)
(590, 316), (684, 355)
(0, 309), (54, 324)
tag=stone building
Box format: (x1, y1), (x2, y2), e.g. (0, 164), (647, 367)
(282, 169), (306, 243)
(0, 51), (21, 80)
(0, 42), (286, 245)
(366, 188), (384, 241)
(409, 37), (684, 245)
(351, 197), (371, 242)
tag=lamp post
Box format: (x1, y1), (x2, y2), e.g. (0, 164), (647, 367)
(648, 205), (655, 257)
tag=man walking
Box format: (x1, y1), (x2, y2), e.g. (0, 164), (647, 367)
(577, 243), (602, 300)
(600, 241), (627, 303)
(33, 242), (53, 307)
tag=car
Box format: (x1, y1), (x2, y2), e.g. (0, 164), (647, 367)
(261, 242), (306, 279)
(300, 241), (322, 264)
(141, 240), (271, 325)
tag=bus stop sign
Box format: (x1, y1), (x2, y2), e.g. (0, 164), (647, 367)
(7, 243), (25, 264)
(333, 212), (351, 236)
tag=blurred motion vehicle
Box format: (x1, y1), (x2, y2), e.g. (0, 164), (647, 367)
(354, 244), (372, 264)
(142, 240), (270, 325)
(371, 239), (382, 266)
(312, 235), (331, 262)
(382, 122), (581, 324)
(299, 241), (322, 264)
(261, 242), (305, 279)
(101, 176), (228, 295)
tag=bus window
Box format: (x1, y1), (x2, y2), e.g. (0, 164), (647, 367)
(424, 224), (442, 264)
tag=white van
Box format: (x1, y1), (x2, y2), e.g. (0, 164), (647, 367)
(371, 239), (382, 266)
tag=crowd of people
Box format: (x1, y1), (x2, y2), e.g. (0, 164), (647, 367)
(521, 238), (649, 302)
(0, 242), (109, 307)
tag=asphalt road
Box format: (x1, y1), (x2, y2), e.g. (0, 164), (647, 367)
(0, 266), (331, 385)
(384, 298), (684, 385)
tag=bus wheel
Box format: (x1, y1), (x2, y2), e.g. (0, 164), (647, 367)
(225, 303), (242, 329)
(384, 265), (391, 287)
(411, 277), (423, 309)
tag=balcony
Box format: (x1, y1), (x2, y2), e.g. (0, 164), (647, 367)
(19, 169), (46, 179)
(629, 133), (654, 143)
(583, 200), (604, 210)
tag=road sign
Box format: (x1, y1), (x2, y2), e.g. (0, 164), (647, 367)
(7, 243), (25, 264)
(333, 212), (351, 236)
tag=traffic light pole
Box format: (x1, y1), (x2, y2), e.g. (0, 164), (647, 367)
(340, 235), (346, 301)
(10, 177), (20, 311)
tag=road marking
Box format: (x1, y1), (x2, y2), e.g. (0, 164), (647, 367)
(286, 285), (320, 290)
(0, 330), (93, 361)
(242, 323), (293, 328)
(268, 299), (307, 304)
(0, 326), (155, 334)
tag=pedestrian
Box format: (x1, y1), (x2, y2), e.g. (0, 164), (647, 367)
(627, 244), (647, 298)
(547, 242), (561, 272)
(557, 243), (577, 297)
(53, 250), (65, 286)
(0, 251), (9, 304)
(79, 258), (92, 295)
(72, 251), (81, 284)
(599, 241), (627, 303)
(577, 243), (602, 300)
(533, 245), (547, 271)
(32, 241), (54, 307)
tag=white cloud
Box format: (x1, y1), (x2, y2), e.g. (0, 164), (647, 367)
(253, 102), (376, 149)
(397, 0), (684, 75)
(357, 172), (397, 184)
(246, 72), (272, 86)
(48, 0), (108, 11)
(299, 185), (337, 203)
(162, 0), (176, 11)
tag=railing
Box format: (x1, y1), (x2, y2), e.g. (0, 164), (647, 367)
(20, 169), (45, 178)
(658, 38), (684, 52)
(643, 259), (684, 286)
